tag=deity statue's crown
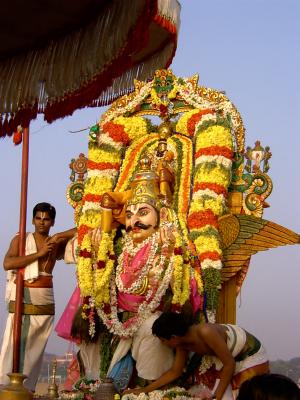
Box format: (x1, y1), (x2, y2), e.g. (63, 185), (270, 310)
(127, 155), (163, 210)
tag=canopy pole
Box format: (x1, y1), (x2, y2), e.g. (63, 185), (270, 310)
(13, 126), (30, 372)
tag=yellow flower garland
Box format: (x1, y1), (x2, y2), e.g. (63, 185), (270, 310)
(195, 126), (233, 150)
(113, 116), (148, 142)
(189, 196), (226, 217)
(77, 234), (93, 296)
(181, 263), (190, 305)
(170, 134), (192, 244)
(171, 254), (183, 305)
(175, 109), (200, 137)
(194, 236), (222, 256)
(84, 176), (114, 195)
(194, 166), (231, 188)
(194, 270), (204, 294)
(89, 147), (121, 163)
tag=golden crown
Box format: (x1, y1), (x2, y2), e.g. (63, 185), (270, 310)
(127, 155), (163, 210)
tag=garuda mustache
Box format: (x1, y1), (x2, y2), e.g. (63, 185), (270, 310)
(126, 221), (153, 233)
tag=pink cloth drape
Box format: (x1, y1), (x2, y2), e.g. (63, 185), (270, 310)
(55, 286), (81, 342)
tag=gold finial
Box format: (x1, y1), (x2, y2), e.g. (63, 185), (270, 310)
(139, 154), (152, 171)
(48, 358), (59, 398)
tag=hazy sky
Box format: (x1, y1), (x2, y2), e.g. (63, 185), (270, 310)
(0, 0), (299, 361)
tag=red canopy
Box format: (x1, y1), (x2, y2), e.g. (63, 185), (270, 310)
(0, 0), (180, 137)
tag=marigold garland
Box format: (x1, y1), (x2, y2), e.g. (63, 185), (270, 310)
(102, 121), (130, 145)
(77, 128), (124, 297)
(193, 182), (228, 196)
(175, 109), (216, 137)
(87, 160), (120, 170)
(195, 145), (233, 159)
(94, 232), (116, 306)
(77, 234), (93, 296)
(187, 109), (216, 137)
(186, 116), (234, 313)
(169, 135), (192, 243)
(89, 147), (120, 163)
(171, 231), (188, 306)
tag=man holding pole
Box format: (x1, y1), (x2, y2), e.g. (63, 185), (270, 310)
(0, 202), (75, 392)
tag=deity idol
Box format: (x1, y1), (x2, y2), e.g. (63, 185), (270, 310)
(86, 154), (204, 390)
(58, 69), (300, 397)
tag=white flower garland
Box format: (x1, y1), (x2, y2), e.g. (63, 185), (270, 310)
(121, 386), (193, 400)
(97, 248), (174, 338)
(116, 232), (160, 294)
(100, 82), (153, 126)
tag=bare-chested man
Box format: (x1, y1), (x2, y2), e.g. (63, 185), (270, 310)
(0, 202), (75, 392)
(125, 312), (269, 400)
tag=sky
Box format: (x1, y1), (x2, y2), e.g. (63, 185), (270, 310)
(0, 0), (299, 361)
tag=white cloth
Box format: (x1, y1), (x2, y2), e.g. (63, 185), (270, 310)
(79, 341), (102, 380)
(200, 325), (268, 400)
(0, 233), (54, 391)
(23, 233), (39, 282)
(64, 236), (78, 264)
(108, 312), (174, 381)
(5, 270), (15, 304)
(5, 233), (39, 303)
(0, 286), (54, 391)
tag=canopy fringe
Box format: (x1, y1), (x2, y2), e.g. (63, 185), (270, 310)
(0, 0), (180, 138)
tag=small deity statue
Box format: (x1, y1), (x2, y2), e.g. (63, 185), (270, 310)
(155, 121), (175, 205)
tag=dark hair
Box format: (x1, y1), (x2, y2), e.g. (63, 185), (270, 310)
(152, 312), (193, 339)
(237, 373), (300, 400)
(33, 202), (56, 220)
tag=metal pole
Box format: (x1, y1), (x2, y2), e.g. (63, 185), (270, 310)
(12, 126), (29, 372)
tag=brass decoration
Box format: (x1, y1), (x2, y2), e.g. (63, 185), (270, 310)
(66, 153), (88, 206)
(229, 141), (273, 218)
(94, 378), (116, 400)
(0, 373), (33, 400)
(47, 359), (59, 399)
(66, 152), (88, 226)
(242, 142), (273, 217)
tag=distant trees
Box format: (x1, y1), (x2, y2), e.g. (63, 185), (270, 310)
(271, 358), (300, 383)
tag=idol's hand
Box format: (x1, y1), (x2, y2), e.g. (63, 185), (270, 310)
(90, 227), (102, 250)
(160, 222), (176, 248)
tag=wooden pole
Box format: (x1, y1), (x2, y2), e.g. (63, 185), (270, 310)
(12, 126), (29, 372)
(216, 276), (237, 324)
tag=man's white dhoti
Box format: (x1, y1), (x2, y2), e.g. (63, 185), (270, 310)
(0, 282), (54, 391)
(0, 233), (55, 391)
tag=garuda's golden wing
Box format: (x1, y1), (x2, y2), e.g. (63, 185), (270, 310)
(218, 214), (300, 290)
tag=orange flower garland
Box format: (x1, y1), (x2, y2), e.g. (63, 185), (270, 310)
(102, 121), (130, 145)
(185, 112), (234, 315)
(187, 109), (216, 137)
